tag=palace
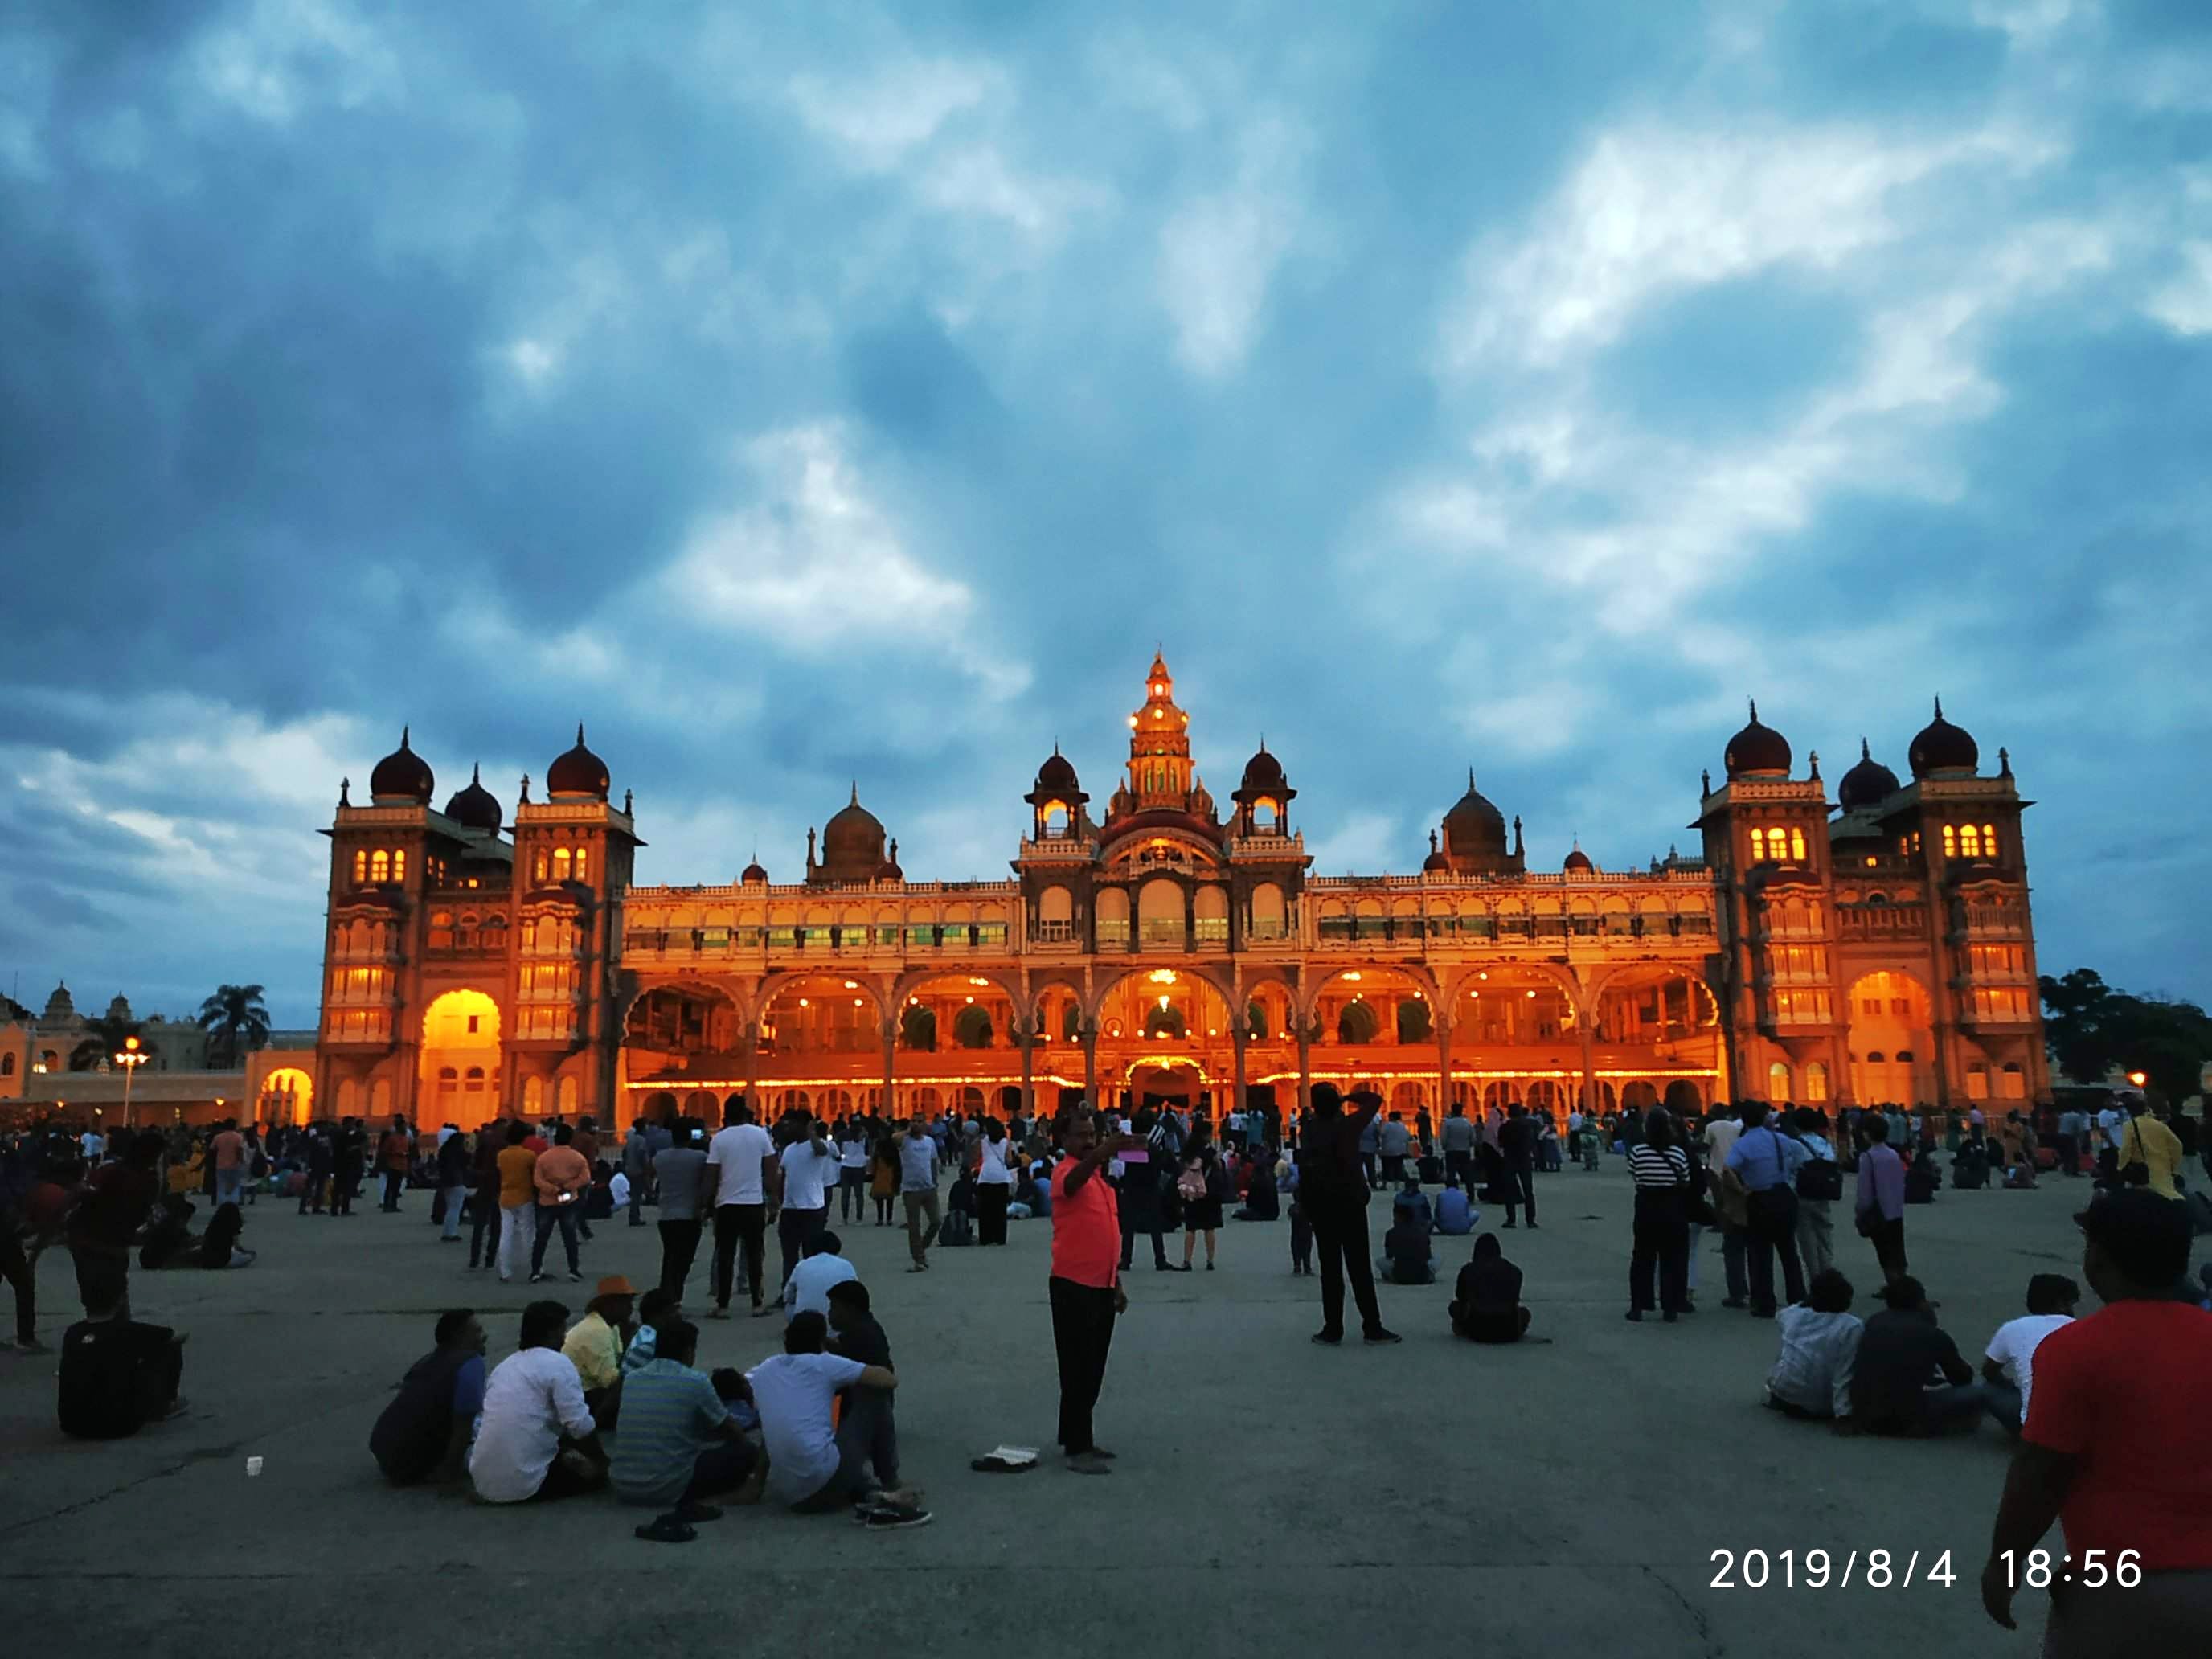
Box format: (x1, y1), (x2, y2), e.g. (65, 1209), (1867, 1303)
(301, 655), (2050, 1133)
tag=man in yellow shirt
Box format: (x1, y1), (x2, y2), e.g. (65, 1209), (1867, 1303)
(2117, 1105), (2185, 1201)
(561, 1275), (636, 1428)
(494, 1123), (539, 1284)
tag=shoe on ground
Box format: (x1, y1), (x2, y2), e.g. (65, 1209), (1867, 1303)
(530, 1273), (547, 1284)
(751, 1305), (778, 1317)
(707, 1305), (731, 1319)
(1362, 1328), (1403, 1345)
(1526, 1222), (1540, 1229)
(1721, 1298), (1747, 1309)
(862, 1503), (934, 1529)
(1205, 1261), (1215, 1271)
(1311, 1329), (1344, 1346)
(1624, 1309), (1644, 1322)
(567, 1272), (583, 1283)
(1063, 1452), (1112, 1476)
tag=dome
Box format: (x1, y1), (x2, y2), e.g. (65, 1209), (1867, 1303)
(1723, 700), (1791, 779)
(443, 763), (503, 834)
(877, 838), (903, 882)
(1239, 745), (1288, 795)
(815, 784), (887, 883)
(547, 724), (610, 800)
(369, 727), (435, 805)
(1564, 843), (1595, 873)
(1442, 769), (1509, 857)
(1035, 748), (1079, 793)
(1837, 739), (1902, 813)
(1422, 830), (1450, 874)
(42, 981), (74, 1022)
(740, 859), (768, 885)
(1907, 697), (1979, 779)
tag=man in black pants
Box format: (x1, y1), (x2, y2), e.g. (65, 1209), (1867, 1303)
(1296, 1085), (1399, 1346)
(1048, 1108), (1136, 1473)
(704, 1100), (775, 1319)
(1500, 1104), (1539, 1229)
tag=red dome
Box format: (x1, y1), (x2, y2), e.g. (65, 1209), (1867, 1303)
(1564, 845), (1595, 873)
(547, 724), (610, 800)
(740, 859), (768, 884)
(369, 727), (434, 805)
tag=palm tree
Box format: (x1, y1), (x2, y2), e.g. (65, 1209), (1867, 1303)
(70, 1010), (145, 1071)
(198, 983), (272, 1067)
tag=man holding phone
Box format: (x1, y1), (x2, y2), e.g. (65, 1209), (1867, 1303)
(1050, 1105), (1136, 1474)
(529, 1124), (592, 1283)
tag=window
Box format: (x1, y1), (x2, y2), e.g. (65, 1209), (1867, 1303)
(574, 846), (589, 882)
(552, 847), (571, 881)
(1749, 827), (1767, 861)
(0, 1053), (12, 1076)
(392, 849), (405, 881)
(534, 853), (548, 884)
(352, 849), (367, 883)
(370, 849), (390, 883)
(1941, 824), (1957, 858)
(1960, 823), (1983, 859)
(1790, 828), (1807, 862)
(1981, 822), (1997, 858)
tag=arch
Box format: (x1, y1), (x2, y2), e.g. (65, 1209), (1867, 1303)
(335, 1076), (361, 1120)
(952, 1004), (995, 1049)
(0, 1053), (12, 1077)
(1766, 1059), (1792, 1101)
(1804, 1060), (1830, 1103)
(262, 1066), (315, 1127)
(1137, 877), (1185, 949)
(1250, 882), (1287, 940)
(759, 973), (883, 1057)
(557, 1075), (579, 1116)
(1038, 885), (1074, 924)
(420, 989), (502, 1129)
(1846, 969), (1936, 1105)
(524, 1075), (547, 1116)
(1337, 1000), (1379, 1045)
(1193, 884), (1229, 944)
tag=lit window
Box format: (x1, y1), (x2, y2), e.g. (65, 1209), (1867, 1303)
(1941, 824), (1956, 858)
(574, 846), (588, 882)
(1748, 828), (1765, 860)
(371, 850), (390, 883)
(553, 847), (571, 881)
(534, 853), (548, 884)
(1790, 828), (1807, 862)
(1981, 822), (1997, 857)
(392, 849), (406, 881)
(352, 849), (367, 883)
(1960, 824), (1982, 859)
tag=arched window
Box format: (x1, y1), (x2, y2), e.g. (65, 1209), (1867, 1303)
(352, 849), (367, 883)
(1767, 1059), (1792, 1100)
(1789, 828), (1807, 862)
(552, 846), (572, 881)
(534, 853), (549, 884)
(1804, 1060), (1829, 1102)
(371, 849), (391, 883)
(1748, 828), (1765, 861)
(574, 846), (589, 882)
(1982, 822), (1997, 857)
(0, 1053), (13, 1076)
(392, 849), (406, 882)
(1941, 824), (1957, 858)
(1960, 823), (1982, 859)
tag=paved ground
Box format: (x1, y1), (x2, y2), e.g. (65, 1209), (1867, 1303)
(1, 1165), (2127, 1657)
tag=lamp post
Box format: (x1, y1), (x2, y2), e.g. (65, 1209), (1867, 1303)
(114, 1035), (148, 1129)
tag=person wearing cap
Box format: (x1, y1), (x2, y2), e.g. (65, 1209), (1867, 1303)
(562, 1275), (637, 1429)
(1844, 1276), (1981, 1436)
(1981, 1188), (2212, 1648)
(1294, 1084), (1399, 1346)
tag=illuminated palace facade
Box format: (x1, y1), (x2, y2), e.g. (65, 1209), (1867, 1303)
(302, 656), (2050, 1133)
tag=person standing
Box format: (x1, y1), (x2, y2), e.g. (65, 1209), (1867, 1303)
(492, 1122), (538, 1283)
(621, 1122), (654, 1228)
(332, 1118), (366, 1215)
(1723, 1102), (1806, 1317)
(1296, 1085), (1399, 1346)
(1625, 1108), (1692, 1322)
(1498, 1104), (1539, 1229)
(706, 1100), (776, 1317)
(377, 1116), (412, 1213)
(896, 1118), (941, 1274)
(299, 1124), (334, 1216)
(973, 1119), (1016, 1246)
(1702, 1108), (1748, 1307)
(67, 1132), (160, 1321)
(1440, 1104), (1477, 1191)
(207, 1120), (246, 1212)
(1854, 1116), (1909, 1284)
(1176, 1139), (1227, 1272)
(1048, 1108), (1133, 1473)
(652, 1120), (709, 1301)
(772, 1114), (839, 1310)
(1789, 1108), (1841, 1277)
(836, 1119), (870, 1224)
(435, 1128), (472, 1245)
(529, 1124), (590, 1283)
(1977, 1190), (2212, 1650)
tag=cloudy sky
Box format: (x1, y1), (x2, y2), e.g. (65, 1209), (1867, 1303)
(3, 0), (2209, 1026)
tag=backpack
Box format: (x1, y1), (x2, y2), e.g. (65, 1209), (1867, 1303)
(1177, 1161), (1209, 1203)
(1794, 1139), (1842, 1202)
(937, 1206), (974, 1247)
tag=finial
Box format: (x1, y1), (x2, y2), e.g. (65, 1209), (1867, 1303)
(1860, 737), (1870, 761)
(338, 777), (350, 806)
(1747, 698), (1759, 723)
(1809, 749), (1821, 780)
(1932, 695), (1944, 719)
(1998, 746), (2012, 778)
(519, 773), (530, 803)
(471, 762), (481, 784)
(622, 788), (633, 815)
(576, 722), (586, 744)
(1702, 768), (1712, 796)
(1429, 829), (1439, 853)
(850, 780), (859, 806)
(889, 837), (898, 859)
(1052, 738), (1060, 756)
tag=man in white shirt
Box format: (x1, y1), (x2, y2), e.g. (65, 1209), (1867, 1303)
(1702, 1109), (1749, 1308)
(467, 1300), (608, 1502)
(705, 1102), (776, 1319)
(748, 1309), (922, 1525)
(772, 1112), (842, 1314)
(1981, 1273), (2078, 1437)
(783, 1230), (859, 1321)
(898, 1122), (940, 1272)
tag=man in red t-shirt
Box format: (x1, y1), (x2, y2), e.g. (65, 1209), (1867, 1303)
(1981, 1188), (2212, 1651)
(208, 1120), (247, 1210)
(377, 1116), (414, 1214)
(1048, 1108), (1137, 1474)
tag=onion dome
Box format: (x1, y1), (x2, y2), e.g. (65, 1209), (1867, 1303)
(443, 764), (503, 834)
(1036, 748), (1079, 793)
(1239, 745), (1288, 796)
(877, 838), (903, 881)
(1907, 697), (1979, 779)
(813, 784), (887, 883)
(1422, 830), (1450, 874)
(369, 727), (435, 805)
(1564, 842), (1595, 873)
(1837, 739), (1901, 813)
(1723, 700), (1791, 779)
(740, 858), (768, 885)
(1443, 769), (1509, 859)
(547, 723), (610, 800)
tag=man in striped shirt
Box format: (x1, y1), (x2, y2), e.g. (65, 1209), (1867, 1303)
(1627, 1126), (1694, 1320)
(608, 1318), (756, 1518)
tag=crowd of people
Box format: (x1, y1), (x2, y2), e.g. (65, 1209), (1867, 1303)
(5, 1081), (2207, 1645)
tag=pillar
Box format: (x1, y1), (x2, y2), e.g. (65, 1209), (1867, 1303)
(1082, 1022), (1100, 1108)
(1231, 1025), (1247, 1120)
(1436, 1015), (1452, 1119)
(1018, 1017), (1035, 1124)
(880, 1019), (897, 1123)
(742, 1021), (759, 1116)
(1296, 1012), (1313, 1117)
(1579, 1020), (1597, 1116)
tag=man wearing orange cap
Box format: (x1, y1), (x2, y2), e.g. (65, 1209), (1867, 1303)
(562, 1275), (637, 1430)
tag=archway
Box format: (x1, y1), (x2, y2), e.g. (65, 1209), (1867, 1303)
(420, 990), (502, 1129)
(1847, 971), (1934, 1105)
(260, 1067), (314, 1127)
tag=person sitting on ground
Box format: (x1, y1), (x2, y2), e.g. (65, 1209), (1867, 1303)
(1764, 1268), (1862, 1422)
(746, 1309), (926, 1526)
(783, 1230), (860, 1322)
(468, 1300), (608, 1503)
(59, 1292), (188, 1438)
(1232, 1153), (1279, 1221)
(198, 1201), (254, 1269)
(137, 1194), (200, 1270)
(622, 1288), (681, 1374)
(1449, 1231), (1533, 1343)
(608, 1317), (758, 1521)
(826, 1280), (901, 1496)
(1433, 1173), (1476, 1235)
(1845, 1276), (1981, 1437)
(1981, 1273), (2079, 1440)
(561, 1276), (635, 1430)
(1377, 1210), (1438, 1285)
(370, 1309), (489, 1485)
(1391, 1176), (1434, 1235)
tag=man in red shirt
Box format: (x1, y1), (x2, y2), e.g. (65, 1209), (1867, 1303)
(377, 1116), (413, 1213)
(1049, 1107), (1137, 1474)
(208, 1120), (247, 1210)
(1981, 1188), (2212, 1650)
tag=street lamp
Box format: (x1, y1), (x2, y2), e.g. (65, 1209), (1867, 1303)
(2126, 1070), (2148, 1090)
(114, 1034), (148, 1129)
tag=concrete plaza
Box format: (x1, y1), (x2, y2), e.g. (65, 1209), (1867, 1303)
(2, 1165), (2110, 1657)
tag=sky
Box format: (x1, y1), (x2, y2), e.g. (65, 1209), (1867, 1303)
(2, 0), (2209, 1027)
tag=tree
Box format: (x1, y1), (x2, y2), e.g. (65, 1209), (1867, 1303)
(197, 983), (272, 1068)
(2041, 968), (2212, 1106)
(69, 1010), (144, 1071)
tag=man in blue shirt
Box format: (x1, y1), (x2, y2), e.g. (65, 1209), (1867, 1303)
(1724, 1103), (1809, 1317)
(1433, 1175), (1476, 1235)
